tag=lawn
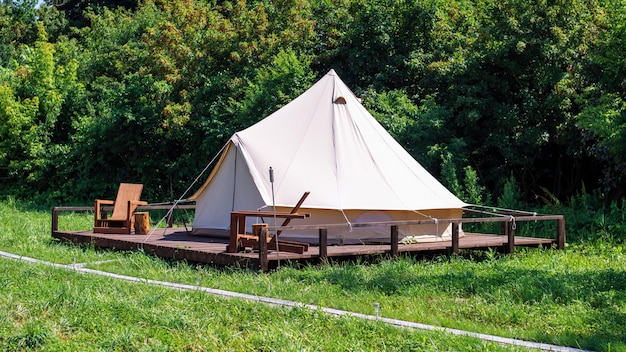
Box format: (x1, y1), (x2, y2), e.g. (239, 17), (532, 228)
(1, 197), (625, 351)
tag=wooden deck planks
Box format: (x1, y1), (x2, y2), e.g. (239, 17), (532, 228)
(52, 228), (557, 269)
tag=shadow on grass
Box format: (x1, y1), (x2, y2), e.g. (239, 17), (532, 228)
(319, 254), (626, 351)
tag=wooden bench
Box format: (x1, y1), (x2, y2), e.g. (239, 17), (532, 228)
(226, 211), (311, 254)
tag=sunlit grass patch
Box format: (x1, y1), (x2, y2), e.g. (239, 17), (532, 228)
(2, 198), (626, 351)
(0, 258), (525, 351)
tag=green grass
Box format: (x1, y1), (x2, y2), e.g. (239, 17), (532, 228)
(2, 197), (625, 351)
(2, 258), (525, 351)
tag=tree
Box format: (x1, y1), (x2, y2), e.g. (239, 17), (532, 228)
(311, 0), (438, 92)
(1, 0), (625, 206)
(0, 22), (81, 198)
(47, 0), (139, 27)
(410, 0), (608, 202)
(0, 1), (67, 65)
(574, 1), (626, 199)
(55, 0), (317, 201)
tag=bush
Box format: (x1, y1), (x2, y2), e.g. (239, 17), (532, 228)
(526, 191), (626, 243)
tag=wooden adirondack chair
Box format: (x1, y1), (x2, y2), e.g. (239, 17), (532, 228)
(93, 183), (148, 234)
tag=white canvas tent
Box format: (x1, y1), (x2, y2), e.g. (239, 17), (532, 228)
(190, 69), (467, 244)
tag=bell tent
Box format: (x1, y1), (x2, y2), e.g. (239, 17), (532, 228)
(189, 69), (466, 244)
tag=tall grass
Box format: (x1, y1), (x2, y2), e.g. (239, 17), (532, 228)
(1, 197), (625, 351)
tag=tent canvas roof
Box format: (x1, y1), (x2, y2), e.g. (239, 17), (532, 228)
(191, 69), (466, 215)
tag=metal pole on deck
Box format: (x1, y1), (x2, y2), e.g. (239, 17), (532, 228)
(270, 167), (279, 267)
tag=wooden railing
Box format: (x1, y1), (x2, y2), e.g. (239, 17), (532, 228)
(277, 212), (565, 261)
(52, 205), (564, 272)
(51, 204), (196, 234)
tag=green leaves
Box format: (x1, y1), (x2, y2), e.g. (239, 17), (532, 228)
(228, 50), (316, 129)
(1, 0), (625, 204)
(0, 21), (81, 196)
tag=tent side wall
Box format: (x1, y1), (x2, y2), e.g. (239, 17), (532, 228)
(193, 207), (464, 245)
(272, 207), (463, 244)
(191, 143), (266, 234)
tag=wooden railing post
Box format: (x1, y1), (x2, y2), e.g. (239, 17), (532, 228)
(319, 228), (328, 261)
(557, 216), (566, 250)
(390, 225), (398, 259)
(507, 219), (515, 254)
(167, 211), (173, 228)
(51, 207), (59, 235)
(451, 222), (459, 255)
(258, 226), (268, 272)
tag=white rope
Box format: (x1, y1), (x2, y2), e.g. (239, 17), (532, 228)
(465, 207), (514, 219)
(143, 141), (231, 243)
(340, 209), (353, 232)
(466, 203), (538, 216)
(411, 209), (439, 236)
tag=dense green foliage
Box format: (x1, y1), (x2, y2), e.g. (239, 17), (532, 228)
(1, 0), (625, 207)
(1, 198), (625, 351)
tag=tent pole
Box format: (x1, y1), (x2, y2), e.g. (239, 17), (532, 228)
(270, 167), (279, 267)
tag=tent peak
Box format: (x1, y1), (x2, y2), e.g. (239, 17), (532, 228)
(328, 69), (337, 76)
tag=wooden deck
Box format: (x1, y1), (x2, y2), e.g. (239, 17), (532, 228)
(51, 205), (564, 270)
(52, 228), (557, 269)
